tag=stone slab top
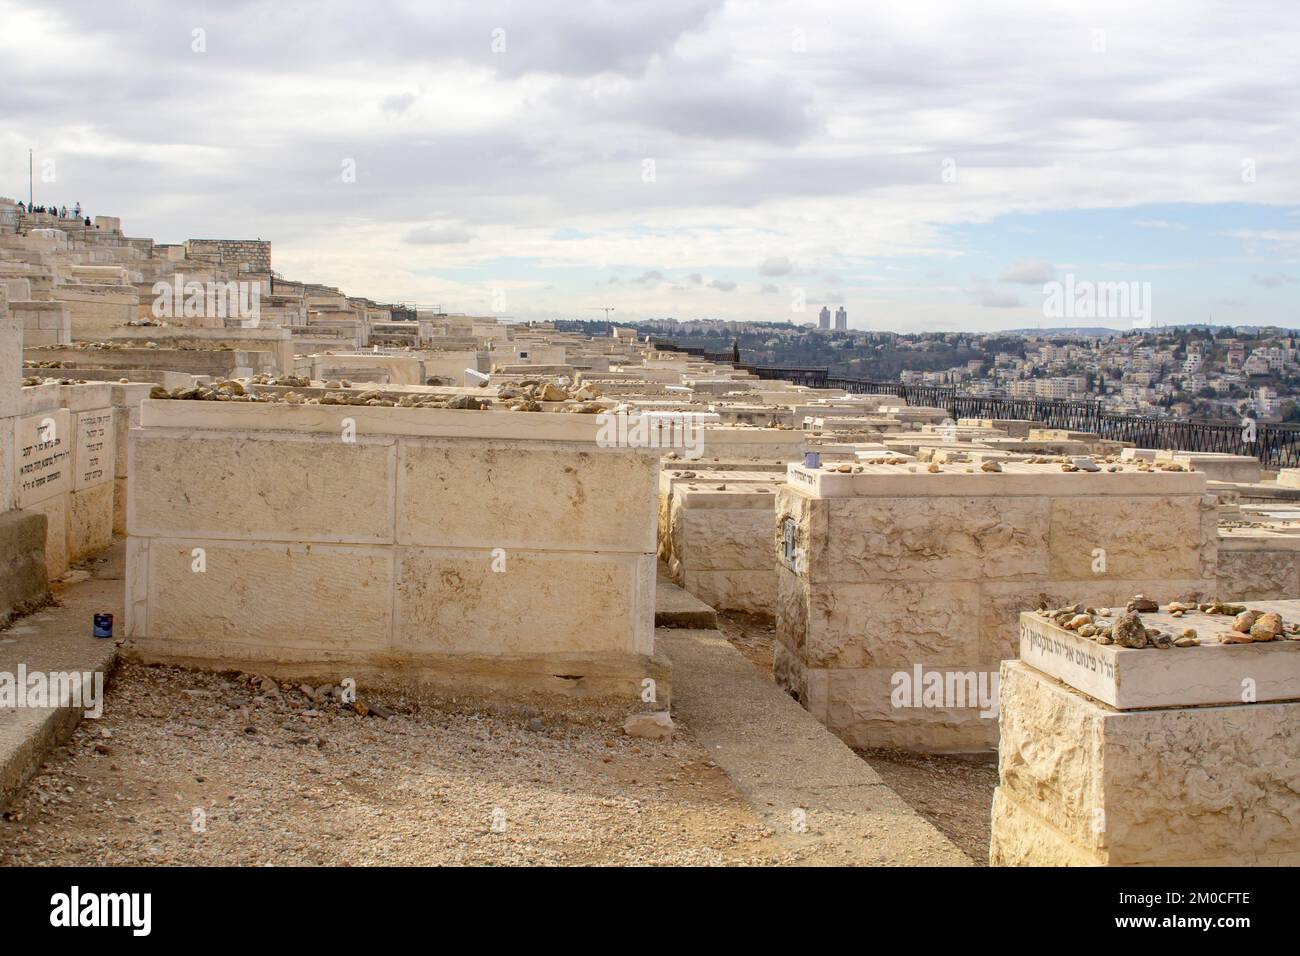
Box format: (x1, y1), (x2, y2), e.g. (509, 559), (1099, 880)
(107, 326), (291, 342)
(1218, 527), (1300, 549)
(664, 459), (788, 472)
(661, 469), (784, 485)
(1157, 449), (1258, 463)
(1018, 606), (1300, 710)
(674, 485), (779, 507)
(783, 460), (1208, 498)
(56, 382), (113, 412)
(136, 397), (660, 447)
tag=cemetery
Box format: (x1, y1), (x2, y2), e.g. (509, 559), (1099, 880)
(1, 198), (1298, 867)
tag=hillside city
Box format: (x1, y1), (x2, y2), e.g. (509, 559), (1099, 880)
(561, 318), (1300, 424)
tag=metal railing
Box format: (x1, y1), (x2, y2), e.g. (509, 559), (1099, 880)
(642, 342), (1300, 469)
(824, 376), (1300, 469)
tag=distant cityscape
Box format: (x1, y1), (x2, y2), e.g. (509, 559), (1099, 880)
(557, 317), (1300, 424)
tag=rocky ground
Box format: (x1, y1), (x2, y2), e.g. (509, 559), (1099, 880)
(717, 611), (997, 865)
(716, 611), (777, 675)
(852, 749), (996, 864)
(0, 661), (809, 866)
(2, 607), (993, 867)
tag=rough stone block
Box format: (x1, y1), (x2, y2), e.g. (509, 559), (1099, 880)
(1048, 495), (1213, 580)
(824, 666), (1001, 752)
(129, 432), (395, 543)
(67, 481), (113, 561)
(1216, 543), (1300, 601)
(26, 493), (68, 579)
(802, 579), (983, 669)
(825, 496), (1050, 583)
(397, 442), (656, 554)
(395, 548), (653, 656)
(0, 509), (49, 619)
(992, 660), (1300, 866)
(682, 568), (776, 615)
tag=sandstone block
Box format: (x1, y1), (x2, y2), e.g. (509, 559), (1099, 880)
(144, 540), (393, 652)
(826, 496), (1050, 583)
(992, 660), (1300, 866)
(67, 481), (113, 562)
(397, 442), (656, 554)
(395, 548), (653, 656)
(129, 432), (395, 543)
(1048, 495), (1212, 580)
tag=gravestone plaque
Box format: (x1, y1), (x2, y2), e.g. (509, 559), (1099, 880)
(74, 408), (115, 489)
(1019, 609), (1300, 709)
(15, 408), (72, 506)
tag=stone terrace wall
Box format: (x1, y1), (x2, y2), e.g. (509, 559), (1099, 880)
(125, 401), (665, 703)
(775, 463), (1218, 752)
(184, 239), (272, 274)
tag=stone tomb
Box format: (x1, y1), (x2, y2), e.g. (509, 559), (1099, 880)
(775, 461), (1217, 752)
(1215, 528), (1300, 601)
(991, 604), (1300, 866)
(658, 470), (785, 616)
(125, 400), (667, 703)
(1156, 449), (1262, 483)
(59, 384), (117, 563)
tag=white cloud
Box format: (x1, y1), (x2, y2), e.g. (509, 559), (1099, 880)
(0, 0), (1295, 330)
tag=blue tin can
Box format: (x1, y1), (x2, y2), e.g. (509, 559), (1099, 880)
(804, 451), (821, 469)
(93, 613), (113, 639)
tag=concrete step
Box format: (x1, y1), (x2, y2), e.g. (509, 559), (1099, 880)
(654, 579), (719, 629)
(658, 626), (972, 866)
(0, 541), (123, 806)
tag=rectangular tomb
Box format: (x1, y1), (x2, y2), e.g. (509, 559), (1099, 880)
(775, 460), (1218, 752)
(991, 595), (1300, 866)
(662, 482), (782, 616)
(125, 399), (666, 705)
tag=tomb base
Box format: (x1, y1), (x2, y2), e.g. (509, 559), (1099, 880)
(990, 660), (1300, 866)
(124, 640), (670, 710)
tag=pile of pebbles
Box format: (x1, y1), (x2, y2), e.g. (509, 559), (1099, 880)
(1037, 594), (1300, 649)
(145, 377), (611, 413)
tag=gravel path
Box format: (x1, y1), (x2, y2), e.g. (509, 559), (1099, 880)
(0, 661), (801, 866)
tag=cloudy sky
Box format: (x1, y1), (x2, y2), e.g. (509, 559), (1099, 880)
(2, 0), (1297, 330)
